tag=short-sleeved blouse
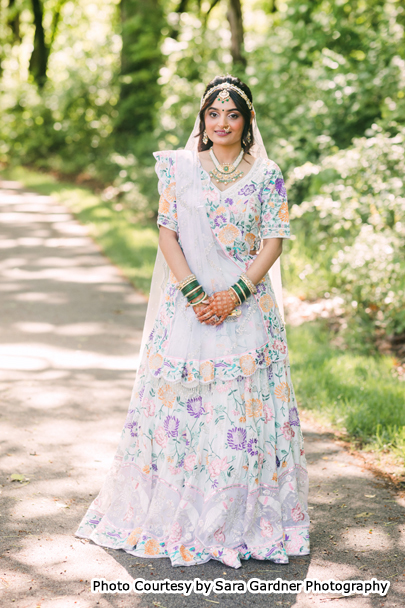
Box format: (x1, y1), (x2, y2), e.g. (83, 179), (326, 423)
(150, 151), (291, 386)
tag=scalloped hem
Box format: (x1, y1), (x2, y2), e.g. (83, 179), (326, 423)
(76, 514), (309, 569)
(146, 339), (289, 386)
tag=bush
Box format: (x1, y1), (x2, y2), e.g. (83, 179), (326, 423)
(286, 125), (405, 336)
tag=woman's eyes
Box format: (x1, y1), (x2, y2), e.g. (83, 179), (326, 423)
(209, 112), (240, 119)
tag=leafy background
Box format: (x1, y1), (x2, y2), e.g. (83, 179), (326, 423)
(1, 0), (404, 460)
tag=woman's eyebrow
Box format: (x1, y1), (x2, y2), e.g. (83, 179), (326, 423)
(207, 106), (239, 112)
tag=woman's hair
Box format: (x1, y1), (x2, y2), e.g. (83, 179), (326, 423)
(197, 75), (254, 154)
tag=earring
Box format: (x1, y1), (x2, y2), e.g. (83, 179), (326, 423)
(203, 130), (208, 145)
(243, 131), (251, 146)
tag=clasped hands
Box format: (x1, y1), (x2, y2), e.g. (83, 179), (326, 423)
(187, 290), (239, 326)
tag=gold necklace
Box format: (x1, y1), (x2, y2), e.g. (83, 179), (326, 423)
(209, 148), (244, 184)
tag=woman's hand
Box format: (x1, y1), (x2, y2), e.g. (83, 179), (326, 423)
(195, 290), (238, 326)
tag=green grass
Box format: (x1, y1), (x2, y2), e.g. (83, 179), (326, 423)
(2, 166), (404, 464)
(1, 166), (158, 294)
(288, 321), (405, 462)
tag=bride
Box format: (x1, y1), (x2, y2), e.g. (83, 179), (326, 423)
(76, 74), (310, 569)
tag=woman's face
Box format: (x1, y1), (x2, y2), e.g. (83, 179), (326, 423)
(204, 97), (245, 147)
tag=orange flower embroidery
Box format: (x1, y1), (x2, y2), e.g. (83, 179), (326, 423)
(149, 352), (163, 371)
(144, 538), (160, 556)
(158, 195), (170, 215)
(278, 201), (289, 222)
(274, 382), (291, 402)
(158, 384), (176, 407)
(163, 182), (176, 203)
(282, 461), (287, 468)
(272, 473), (278, 481)
(218, 224), (240, 246)
(142, 465), (150, 474)
(179, 545), (193, 562)
(126, 527), (142, 546)
(239, 415), (246, 423)
(245, 232), (256, 249)
(245, 398), (263, 418)
(200, 360), (215, 383)
(259, 294), (274, 312)
(240, 354), (256, 375)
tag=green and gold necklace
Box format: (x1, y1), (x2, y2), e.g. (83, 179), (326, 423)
(209, 148), (244, 184)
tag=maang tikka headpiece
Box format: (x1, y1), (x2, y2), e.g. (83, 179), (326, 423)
(200, 83), (253, 111)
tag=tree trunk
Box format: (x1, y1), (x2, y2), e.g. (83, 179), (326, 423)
(7, 0), (21, 42)
(116, 0), (164, 152)
(29, 0), (48, 87)
(227, 0), (246, 68)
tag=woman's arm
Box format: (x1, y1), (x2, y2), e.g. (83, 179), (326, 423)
(158, 226), (192, 283)
(245, 237), (283, 284)
(158, 226), (209, 317)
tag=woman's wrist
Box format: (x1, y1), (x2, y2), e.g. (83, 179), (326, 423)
(229, 273), (257, 304)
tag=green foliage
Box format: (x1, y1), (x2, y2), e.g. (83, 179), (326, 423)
(288, 320), (405, 462)
(286, 125), (405, 336)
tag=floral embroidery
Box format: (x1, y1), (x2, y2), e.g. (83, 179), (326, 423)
(144, 538), (160, 555)
(126, 527), (142, 545)
(227, 427), (247, 450)
(259, 294), (274, 312)
(240, 354), (256, 376)
(246, 398), (263, 418)
(158, 384), (176, 407)
(275, 382), (291, 402)
(218, 224), (240, 246)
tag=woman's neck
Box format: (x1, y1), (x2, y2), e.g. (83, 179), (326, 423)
(211, 143), (243, 165)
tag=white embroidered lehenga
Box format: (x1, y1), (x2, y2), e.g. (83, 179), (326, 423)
(75, 147), (310, 569)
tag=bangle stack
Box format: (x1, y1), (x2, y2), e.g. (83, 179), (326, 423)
(229, 273), (257, 304)
(177, 273), (208, 306)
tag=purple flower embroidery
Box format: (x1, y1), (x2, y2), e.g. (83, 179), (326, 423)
(267, 366), (274, 383)
(139, 386), (145, 401)
(227, 427), (247, 451)
(214, 214), (227, 227)
(152, 463), (158, 471)
(212, 479), (219, 489)
(289, 407), (300, 427)
(186, 396), (204, 418)
(125, 420), (138, 437)
(224, 197), (234, 206)
(247, 438), (258, 456)
(164, 415), (179, 437)
(257, 351), (265, 366)
(238, 184), (256, 196)
(276, 455), (280, 468)
(275, 177), (286, 198)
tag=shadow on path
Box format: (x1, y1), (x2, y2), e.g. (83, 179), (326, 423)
(1, 181), (404, 608)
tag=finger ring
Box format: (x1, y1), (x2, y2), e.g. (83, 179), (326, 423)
(211, 315), (219, 322)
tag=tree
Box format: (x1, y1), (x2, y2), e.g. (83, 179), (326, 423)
(28, 0), (66, 88)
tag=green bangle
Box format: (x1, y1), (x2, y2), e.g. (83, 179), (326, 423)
(185, 285), (203, 299)
(237, 278), (251, 300)
(181, 280), (200, 296)
(232, 282), (246, 303)
(187, 286), (204, 301)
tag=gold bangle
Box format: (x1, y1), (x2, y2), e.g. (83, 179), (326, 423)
(240, 273), (257, 295)
(229, 287), (241, 305)
(177, 274), (196, 290)
(189, 293), (208, 306)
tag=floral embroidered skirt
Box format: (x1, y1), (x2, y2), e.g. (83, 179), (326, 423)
(75, 353), (310, 569)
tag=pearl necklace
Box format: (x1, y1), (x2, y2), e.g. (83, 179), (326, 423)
(209, 148), (244, 184)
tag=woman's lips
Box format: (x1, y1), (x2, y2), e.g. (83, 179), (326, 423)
(215, 130), (230, 136)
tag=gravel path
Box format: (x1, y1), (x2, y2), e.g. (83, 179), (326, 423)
(1, 180), (404, 608)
